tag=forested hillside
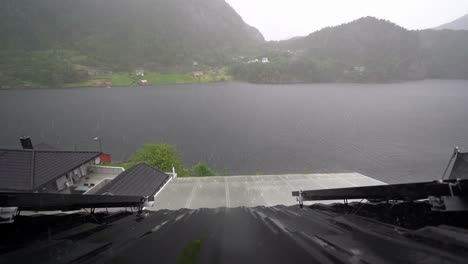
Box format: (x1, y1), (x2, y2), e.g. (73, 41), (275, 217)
(1, 3), (468, 87)
(0, 0), (263, 87)
(231, 17), (468, 83)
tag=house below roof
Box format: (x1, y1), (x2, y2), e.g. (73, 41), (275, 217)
(0, 149), (101, 193)
(0, 162), (173, 220)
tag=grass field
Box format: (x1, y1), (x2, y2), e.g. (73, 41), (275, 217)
(65, 69), (233, 88)
(102, 163), (133, 170)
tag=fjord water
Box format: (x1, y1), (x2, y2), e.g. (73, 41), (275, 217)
(1, 80), (467, 183)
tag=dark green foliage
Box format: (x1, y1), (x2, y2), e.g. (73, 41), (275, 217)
(0, 0), (263, 87)
(229, 57), (343, 83)
(0, 50), (88, 87)
(1, 1), (467, 87)
(189, 162), (217, 177)
(231, 17), (468, 84)
(129, 143), (217, 177)
(130, 143), (185, 173)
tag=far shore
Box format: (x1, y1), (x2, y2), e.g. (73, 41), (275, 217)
(2, 78), (467, 90)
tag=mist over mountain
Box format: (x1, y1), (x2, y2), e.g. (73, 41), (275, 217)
(0, 0), (263, 65)
(0, 0), (263, 86)
(230, 17), (468, 83)
(436, 13), (468, 30)
(0, 1), (467, 87)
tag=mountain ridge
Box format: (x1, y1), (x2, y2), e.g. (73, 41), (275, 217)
(435, 13), (468, 30)
(229, 16), (468, 83)
(1, 3), (468, 87)
(0, 0), (264, 87)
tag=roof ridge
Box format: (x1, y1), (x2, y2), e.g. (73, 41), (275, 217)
(134, 162), (168, 175)
(33, 150), (101, 154)
(0, 148), (100, 154)
(32, 152), (102, 191)
(0, 148), (35, 152)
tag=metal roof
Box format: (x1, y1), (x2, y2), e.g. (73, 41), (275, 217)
(95, 163), (170, 197)
(292, 179), (468, 201)
(0, 192), (148, 211)
(450, 152), (468, 179)
(0, 149), (101, 192)
(152, 173), (385, 210)
(33, 142), (56, 150)
(1, 205), (468, 263)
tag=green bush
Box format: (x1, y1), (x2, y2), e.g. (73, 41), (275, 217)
(189, 162), (217, 177)
(130, 143), (184, 173)
(129, 143), (219, 177)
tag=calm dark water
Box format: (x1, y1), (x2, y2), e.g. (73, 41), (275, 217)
(1, 80), (468, 183)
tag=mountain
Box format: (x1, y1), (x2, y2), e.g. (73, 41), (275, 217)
(286, 17), (423, 80)
(436, 13), (468, 30)
(231, 17), (468, 83)
(0, 0), (264, 86)
(2, 2), (468, 87)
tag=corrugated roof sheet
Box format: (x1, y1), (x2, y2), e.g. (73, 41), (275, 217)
(0, 149), (101, 192)
(96, 163), (170, 196)
(1, 205), (468, 263)
(0, 150), (32, 191)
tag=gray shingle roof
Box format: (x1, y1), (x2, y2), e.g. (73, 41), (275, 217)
(0, 149), (101, 192)
(96, 163), (170, 196)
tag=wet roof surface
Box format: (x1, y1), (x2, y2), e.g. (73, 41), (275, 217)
(2, 205), (468, 263)
(152, 173), (385, 210)
(95, 163), (170, 197)
(0, 149), (100, 192)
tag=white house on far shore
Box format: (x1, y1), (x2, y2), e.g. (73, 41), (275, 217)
(135, 69), (145, 77)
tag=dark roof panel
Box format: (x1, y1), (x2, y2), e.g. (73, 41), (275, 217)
(0, 149), (101, 192)
(96, 163), (170, 196)
(0, 150), (32, 191)
(33, 151), (101, 188)
(1, 205), (468, 263)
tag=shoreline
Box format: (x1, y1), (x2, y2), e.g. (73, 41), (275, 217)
(2, 78), (467, 90)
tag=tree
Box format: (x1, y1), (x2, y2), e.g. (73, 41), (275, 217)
(130, 143), (184, 173)
(189, 162), (217, 177)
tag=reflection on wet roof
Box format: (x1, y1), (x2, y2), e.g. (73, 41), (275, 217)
(95, 163), (170, 197)
(1, 204), (468, 263)
(152, 173), (385, 210)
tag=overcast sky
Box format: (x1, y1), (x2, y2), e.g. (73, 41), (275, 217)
(225, 0), (468, 40)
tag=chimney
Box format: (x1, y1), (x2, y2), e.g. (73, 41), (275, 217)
(20, 136), (33, 150)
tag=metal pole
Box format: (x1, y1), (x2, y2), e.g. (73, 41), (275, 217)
(99, 138), (103, 153)
(93, 137), (103, 153)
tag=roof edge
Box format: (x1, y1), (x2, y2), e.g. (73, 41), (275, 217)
(32, 151), (102, 192)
